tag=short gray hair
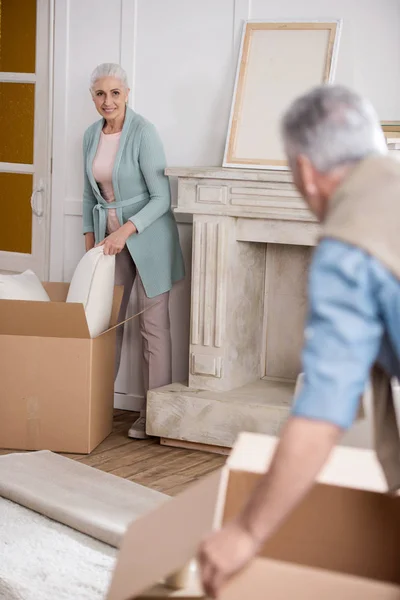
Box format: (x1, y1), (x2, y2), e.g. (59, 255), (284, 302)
(90, 63), (129, 92)
(281, 85), (387, 173)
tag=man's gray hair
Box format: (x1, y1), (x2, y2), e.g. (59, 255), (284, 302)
(90, 63), (129, 92)
(281, 85), (388, 173)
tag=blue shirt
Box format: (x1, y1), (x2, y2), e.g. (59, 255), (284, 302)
(292, 239), (400, 429)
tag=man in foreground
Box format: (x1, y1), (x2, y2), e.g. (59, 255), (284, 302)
(198, 84), (400, 597)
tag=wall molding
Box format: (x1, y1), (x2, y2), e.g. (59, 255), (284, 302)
(50, 0), (70, 281)
(120, 0), (138, 108)
(233, 0), (251, 54)
(64, 200), (82, 216)
(114, 392), (144, 412)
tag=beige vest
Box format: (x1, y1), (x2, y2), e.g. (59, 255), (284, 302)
(321, 155), (400, 493)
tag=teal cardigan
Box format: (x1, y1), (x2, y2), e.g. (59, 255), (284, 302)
(82, 107), (185, 298)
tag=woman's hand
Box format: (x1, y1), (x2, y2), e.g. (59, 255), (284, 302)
(85, 232), (95, 252)
(96, 221), (137, 255)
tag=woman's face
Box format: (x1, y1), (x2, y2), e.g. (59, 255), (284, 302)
(91, 76), (129, 121)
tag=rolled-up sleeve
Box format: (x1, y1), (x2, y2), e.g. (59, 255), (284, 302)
(292, 240), (383, 430)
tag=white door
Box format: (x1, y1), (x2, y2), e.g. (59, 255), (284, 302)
(0, 0), (52, 278)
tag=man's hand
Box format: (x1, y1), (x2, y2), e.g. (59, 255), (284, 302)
(198, 521), (260, 598)
(96, 221), (136, 255)
(197, 417), (342, 598)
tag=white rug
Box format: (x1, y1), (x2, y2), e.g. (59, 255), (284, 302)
(0, 496), (116, 600)
(0, 451), (170, 600)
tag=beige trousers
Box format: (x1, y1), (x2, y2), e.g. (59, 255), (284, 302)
(115, 248), (172, 403)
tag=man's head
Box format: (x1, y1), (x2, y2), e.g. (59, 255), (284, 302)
(281, 85), (388, 220)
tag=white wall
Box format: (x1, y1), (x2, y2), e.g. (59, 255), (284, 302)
(250, 0), (400, 120)
(51, 0), (400, 409)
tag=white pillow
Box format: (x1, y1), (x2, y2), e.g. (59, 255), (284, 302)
(66, 247), (116, 338)
(0, 269), (50, 301)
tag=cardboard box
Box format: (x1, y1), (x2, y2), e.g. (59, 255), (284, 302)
(0, 282), (123, 454)
(106, 432), (400, 600)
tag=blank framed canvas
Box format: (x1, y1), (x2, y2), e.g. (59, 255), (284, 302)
(223, 20), (342, 170)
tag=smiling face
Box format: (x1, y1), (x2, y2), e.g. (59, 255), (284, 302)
(91, 76), (129, 122)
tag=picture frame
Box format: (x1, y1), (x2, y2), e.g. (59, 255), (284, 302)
(381, 121), (400, 144)
(381, 122), (400, 134)
(223, 19), (343, 170)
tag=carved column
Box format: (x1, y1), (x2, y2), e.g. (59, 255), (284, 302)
(189, 215), (265, 392)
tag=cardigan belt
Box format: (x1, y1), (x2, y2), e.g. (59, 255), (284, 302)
(93, 192), (149, 241)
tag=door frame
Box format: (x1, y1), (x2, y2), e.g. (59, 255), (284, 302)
(0, 0), (54, 278)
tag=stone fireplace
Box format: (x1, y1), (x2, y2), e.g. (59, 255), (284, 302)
(147, 167), (319, 451)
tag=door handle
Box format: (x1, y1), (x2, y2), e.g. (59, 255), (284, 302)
(30, 179), (45, 219)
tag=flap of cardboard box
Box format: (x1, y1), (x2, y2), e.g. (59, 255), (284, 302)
(110, 285), (124, 327)
(220, 557), (400, 600)
(0, 284), (125, 339)
(227, 432), (387, 492)
(42, 282), (70, 302)
(0, 297), (91, 338)
(106, 469), (225, 600)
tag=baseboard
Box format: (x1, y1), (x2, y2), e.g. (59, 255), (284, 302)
(114, 392), (145, 412)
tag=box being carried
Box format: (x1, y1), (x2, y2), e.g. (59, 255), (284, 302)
(107, 432), (400, 600)
(0, 282), (123, 454)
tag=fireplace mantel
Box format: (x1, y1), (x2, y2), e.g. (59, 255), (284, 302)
(168, 167), (319, 246)
(147, 167), (319, 451)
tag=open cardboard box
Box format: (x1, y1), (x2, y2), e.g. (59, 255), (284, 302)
(0, 282), (124, 454)
(106, 432), (400, 600)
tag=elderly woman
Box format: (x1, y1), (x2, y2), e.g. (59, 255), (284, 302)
(82, 63), (185, 440)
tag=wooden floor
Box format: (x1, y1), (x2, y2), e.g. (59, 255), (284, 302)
(70, 411), (226, 496)
(0, 411), (225, 496)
